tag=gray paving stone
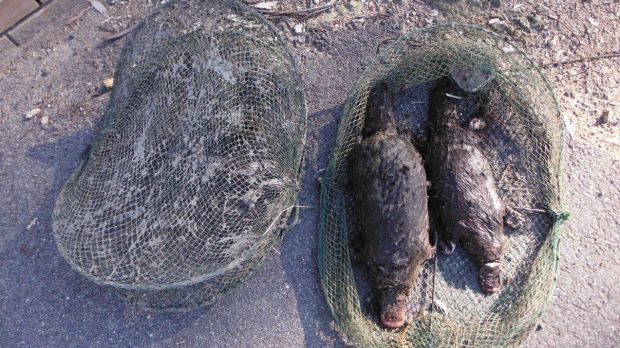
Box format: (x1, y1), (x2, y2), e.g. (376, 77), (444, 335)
(0, 0), (39, 33)
(0, 35), (16, 56)
(7, 0), (81, 46)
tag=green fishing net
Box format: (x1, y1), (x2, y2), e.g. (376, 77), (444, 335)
(318, 24), (567, 347)
(52, 0), (306, 312)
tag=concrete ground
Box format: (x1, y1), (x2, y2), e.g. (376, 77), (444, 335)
(0, 1), (618, 347)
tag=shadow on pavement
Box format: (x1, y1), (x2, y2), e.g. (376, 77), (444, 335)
(281, 105), (348, 348)
(0, 127), (203, 347)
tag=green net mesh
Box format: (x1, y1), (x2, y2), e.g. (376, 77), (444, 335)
(52, 0), (306, 312)
(318, 24), (567, 347)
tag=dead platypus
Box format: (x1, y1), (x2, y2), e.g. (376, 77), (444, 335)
(349, 83), (433, 329)
(426, 79), (506, 293)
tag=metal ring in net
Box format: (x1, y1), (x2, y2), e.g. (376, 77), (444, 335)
(318, 24), (567, 347)
(53, 0), (307, 312)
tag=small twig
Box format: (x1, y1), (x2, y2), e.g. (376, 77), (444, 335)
(499, 165), (510, 184)
(511, 206), (548, 213)
(91, 90), (111, 99)
(98, 22), (140, 46)
(604, 139), (620, 148)
(260, 1), (337, 21)
(445, 93), (463, 100)
(352, 13), (389, 22)
(65, 8), (90, 26)
(543, 52), (620, 68)
(300, 6), (334, 21)
(398, 322), (411, 343)
(505, 206), (525, 218)
(260, 205), (313, 237)
(376, 37), (396, 53)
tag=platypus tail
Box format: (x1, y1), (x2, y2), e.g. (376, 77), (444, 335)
(363, 82), (396, 137)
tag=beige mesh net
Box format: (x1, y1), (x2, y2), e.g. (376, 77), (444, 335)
(318, 24), (568, 347)
(52, 0), (306, 312)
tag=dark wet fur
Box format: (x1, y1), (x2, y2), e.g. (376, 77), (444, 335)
(426, 79), (506, 293)
(349, 83), (433, 328)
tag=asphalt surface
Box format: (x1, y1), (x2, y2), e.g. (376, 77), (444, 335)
(1, 2), (619, 348)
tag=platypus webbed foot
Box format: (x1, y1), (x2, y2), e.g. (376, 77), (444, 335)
(479, 261), (502, 293)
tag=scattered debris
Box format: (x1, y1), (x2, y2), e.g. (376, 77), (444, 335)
(488, 18), (515, 35)
(515, 16), (531, 33)
(600, 110), (610, 124)
(27, 218), (38, 230)
(432, 299), (449, 315)
(103, 78), (114, 90)
(469, 117), (487, 131)
(88, 0), (109, 17)
(92, 86), (112, 98)
(548, 36), (559, 48)
(65, 8), (91, 26)
(587, 17), (599, 27)
(40, 115), (50, 126)
(529, 14), (545, 31)
(226, 14), (242, 22)
(542, 52), (620, 68)
(293, 23), (304, 35)
(250, 1), (278, 10)
(25, 108), (41, 119)
(502, 46), (516, 54)
(99, 22), (140, 46)
(20, 244), (33, 257)
(563, 115), (576, 139)
(346, 0), (363, 15)
(259, 1), (336, 21)
(511, 206), (548, 213)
